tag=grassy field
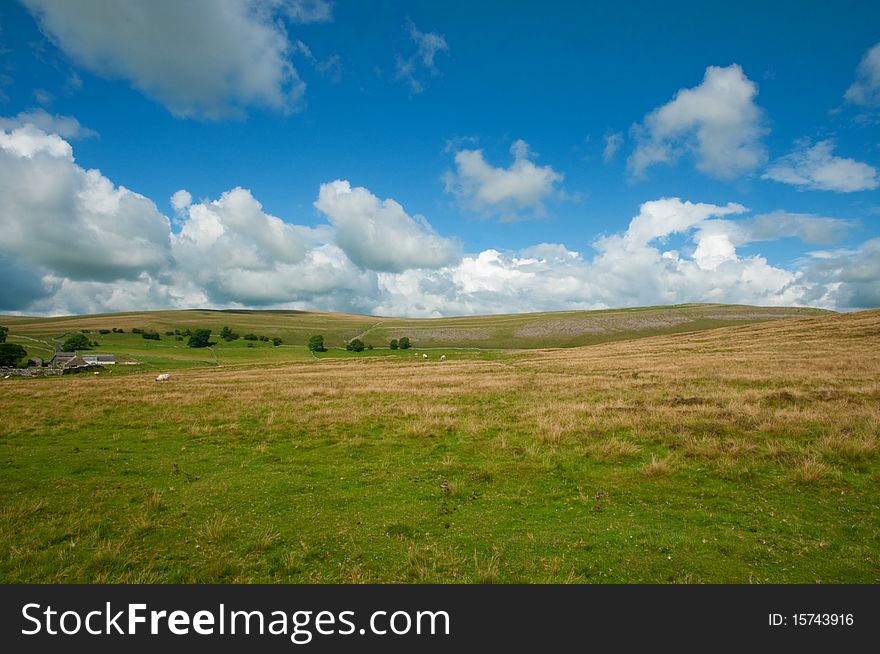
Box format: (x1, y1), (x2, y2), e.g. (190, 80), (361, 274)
(0, 306), (878, 583)
(1, 303), (827, 354)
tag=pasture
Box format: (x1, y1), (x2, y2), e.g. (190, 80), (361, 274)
(0, 306), (878, 583)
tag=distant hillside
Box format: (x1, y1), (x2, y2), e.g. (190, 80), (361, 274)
(0, 303), (830, 350)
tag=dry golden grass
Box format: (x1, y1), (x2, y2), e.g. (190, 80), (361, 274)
(2, 309), (878, 583)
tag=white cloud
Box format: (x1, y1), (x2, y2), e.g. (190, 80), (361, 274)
(171, 187), (313, 303)
(376, 198), (851, 317)
(629, 64), (768, 179)
(762, 140), (878, 192)
(278, 0), (334, 24)
(395, 20), (449, 93)
(845, 42), (880, 107)
(314, 180), (460, 272)
(732, 212), (854, 245)
(2, 127), (877, 316)
(444, 139), (565, 220)
(603, 132), (623, 163)
(0, 109), (97, 139)
(618, 197), (747, 247)
(0, 125), (171, 282)
(21, 0), (310, 119)
(292, 40), (342, 83)
(801, 239), (880, 310)
(170, 189), (193, 213)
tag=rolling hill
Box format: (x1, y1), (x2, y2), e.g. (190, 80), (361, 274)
(1, 303), (829, 352)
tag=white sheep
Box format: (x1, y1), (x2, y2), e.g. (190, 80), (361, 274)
(440, 355), (446, 361)
(422, 353), (428, 359)
(156, 373), (171, 382)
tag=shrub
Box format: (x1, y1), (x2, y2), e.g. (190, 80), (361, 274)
(247, 343), (255, 348)
(112, 328), (124, 333)
(367, 344), (373, 350)
(165, 331), (175, 336)
(80, 329), (90, 334)
(98, 329), (111, 334)
(181, 328), (191, 337)
(0, 343), (27, 366)
(243, 333), (258, 341)
(398, 336), (411, 350)
(272, 337), (282, 346)
(258, 335), (269, 342)
(142, 331), (161, 341)
(62, 333), (92, 351)
(0, 325), (7, 343)
(347, 338), (365, 352)
(187, 328), (212, 348)
(308, 335), (326, 352)
(132, 328), (144, 334)
(389, 339), (398, 350)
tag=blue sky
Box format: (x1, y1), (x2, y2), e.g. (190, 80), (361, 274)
(0, 0), (878, 316)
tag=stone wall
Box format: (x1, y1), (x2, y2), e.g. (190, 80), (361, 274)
(0, 367), (64, 378)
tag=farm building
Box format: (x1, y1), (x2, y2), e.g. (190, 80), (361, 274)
(51, 352), (76, 367)
(81, 354), (116, 365)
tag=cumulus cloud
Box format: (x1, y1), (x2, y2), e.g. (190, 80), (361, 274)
(21, 0), (311, 119)
(844, 42), (880, 107)
(0, 252), (55, 311)
(629, 64), (768, 179)
(801, 239), (880, 310)
(170, 189), (193, 213)
(1, 124), (876, 317)
(314, 180), (460, 272)
(395, 20), (449, 93)
(443, 139), (565, 220)
(0, 124), (171, 282)
(762, 140), (878, 192)
(171, 187), (314, 303)
(0, 109), (97, 139)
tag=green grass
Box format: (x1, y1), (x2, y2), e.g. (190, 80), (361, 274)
(0, 306), (876, 583)
(1, 303), (829, 353)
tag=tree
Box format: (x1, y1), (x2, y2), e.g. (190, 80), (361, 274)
(0, 325), (8, 343)
(142, 331), (160, 340)
(272, 337), (282, 346)
(187, 328), (212, 348)
(62, 333), (92, 351)
(398, 336), (411, 350)
(347, 338), (365, 352)
(308, 335), (326, 352)
(243, 333), (258, 341)
(220, 325), (239, 341)
(389, 339), (398, 350)
(0, 343), (26, 367)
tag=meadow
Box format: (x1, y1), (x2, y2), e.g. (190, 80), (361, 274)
(0, 305), (878, 583)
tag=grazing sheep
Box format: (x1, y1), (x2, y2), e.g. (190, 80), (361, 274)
(440, 355), (446, 361)
(422, 353), (428, 359)
(156, 373), (171, 382)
